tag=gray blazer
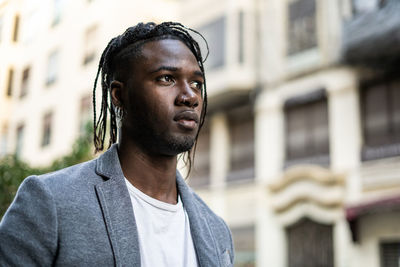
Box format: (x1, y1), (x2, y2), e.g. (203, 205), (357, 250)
(0, 145), (234, 266)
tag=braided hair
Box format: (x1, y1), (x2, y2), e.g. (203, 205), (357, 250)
(92, 22), (209, 174)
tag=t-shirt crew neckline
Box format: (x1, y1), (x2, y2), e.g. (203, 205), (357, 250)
(124, 178), (181, 213)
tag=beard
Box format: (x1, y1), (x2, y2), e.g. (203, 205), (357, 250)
(155, 131), (196, 155)
(122, 114), (197, 156)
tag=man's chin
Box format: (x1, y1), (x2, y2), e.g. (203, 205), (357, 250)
(162, 135), (196, 155)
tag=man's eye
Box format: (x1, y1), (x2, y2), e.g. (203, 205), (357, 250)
(157, 75), (174, 83)
(191, 81), (203, 91)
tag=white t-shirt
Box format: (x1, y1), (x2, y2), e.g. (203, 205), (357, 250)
(125, 179), (199, 267)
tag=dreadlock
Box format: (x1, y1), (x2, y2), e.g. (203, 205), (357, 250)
(93, 22), (209, 175)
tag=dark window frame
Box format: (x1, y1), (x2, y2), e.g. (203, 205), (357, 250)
(287, 218), (334, 267)
(226, 104), (255, 183)
(79, 94), (92, 134)
(360, 76), (400, 161)
(6, 68), (14, 97)
(46, 50), (59, 86)
(82, 25), (98, 66)
(284, 88), (330, 168)
(15, 123), (25, 157)
(20, 66), (30, 98)
(197, 16), (226, 70)
(41, 112), (53, 147)
(12, 14), (19, 42)
(189, 122), (211, 188)
(238, 10), (245, 64)
(380, 240), (400, 267)
(287, 0), (318, 56)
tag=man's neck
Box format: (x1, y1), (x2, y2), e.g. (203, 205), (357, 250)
(117, 139), (178, 204)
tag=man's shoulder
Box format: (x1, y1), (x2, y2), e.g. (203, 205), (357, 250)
(40, 158), (97, 181)
(190, 191), (216, 215)
(14, 157), (107, 214)
(31, 157), (101, 194)
(188, 188), (231, 232)
(177, 175), (229, 229)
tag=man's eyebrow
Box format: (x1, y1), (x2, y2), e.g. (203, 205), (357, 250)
(149, 66), (204, 77)
(193, 70), (204, 78)
(149, 66), (178, 73)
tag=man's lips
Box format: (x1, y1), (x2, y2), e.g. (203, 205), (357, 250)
(173, 111), (199, 130)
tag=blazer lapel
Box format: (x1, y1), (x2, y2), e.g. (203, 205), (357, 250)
(176, 172), (219, 267)
(95, 145), (140, 267)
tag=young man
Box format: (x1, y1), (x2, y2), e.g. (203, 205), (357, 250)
(0, 22), (234, 266)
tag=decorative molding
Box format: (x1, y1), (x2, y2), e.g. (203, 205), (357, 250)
(277, 202), (343, 227)
(267, 165), (345, 219)
(271, 184), (344, 213)
(273, 197), (342, 214)
(268, 165), (345, 193)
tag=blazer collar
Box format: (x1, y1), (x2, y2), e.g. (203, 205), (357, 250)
(94, 144), (140, 266)
(95, 144), (124, 181)
(177, 172), (219, 267)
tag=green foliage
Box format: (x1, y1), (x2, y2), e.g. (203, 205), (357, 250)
(0, 156), (42, 219)
(0, 123), (94, 219)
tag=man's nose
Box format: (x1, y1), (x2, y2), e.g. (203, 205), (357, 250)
(175, 82), (199, 108)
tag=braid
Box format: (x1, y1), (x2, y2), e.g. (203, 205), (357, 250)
(92, 22), (209, 175)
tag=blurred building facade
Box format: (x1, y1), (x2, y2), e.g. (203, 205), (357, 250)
(181, 0), (400, 266)
(0, 0), (178, 165)
(1, 0), (400, 266)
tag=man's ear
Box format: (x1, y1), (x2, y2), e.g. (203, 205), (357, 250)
(111, 80), (124, 107)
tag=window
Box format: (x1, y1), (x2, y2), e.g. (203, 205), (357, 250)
(0, 124), (8, 156)
(79, 94), (91, 134)
(52, 0), (64, 26)
(361, 78), (400, 160)
(12, 14), (19, 42)
(380, 241), (400, 267)
(227, 104), (255, 182)
(0, 14), (4, 43)
(284, 89), (330, 167)
(22, 9), (42, 44)
(83, 25), (98, 65)
(6, 68), (14, 97)
(287, 0), (317, 55)
(287, 218), (334, 267)
(238, 11), (244, 64)
(231, 225), (256, 267)
(198, 16), (226, 70)
(352, 0), (383, 14)
(189, 123), (210, 188)
(20, 66), (30, 98)
(46, 50), (59, 85)
(41, 112), (53, 147)
(15, 123), (24, 157)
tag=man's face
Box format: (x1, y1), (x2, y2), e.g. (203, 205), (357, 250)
(117, 38), (204, 156)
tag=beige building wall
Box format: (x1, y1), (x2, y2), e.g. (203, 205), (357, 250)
(0, 0), (178, 166)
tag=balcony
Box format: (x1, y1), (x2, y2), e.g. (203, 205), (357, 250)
(342, 0), (400, 67)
